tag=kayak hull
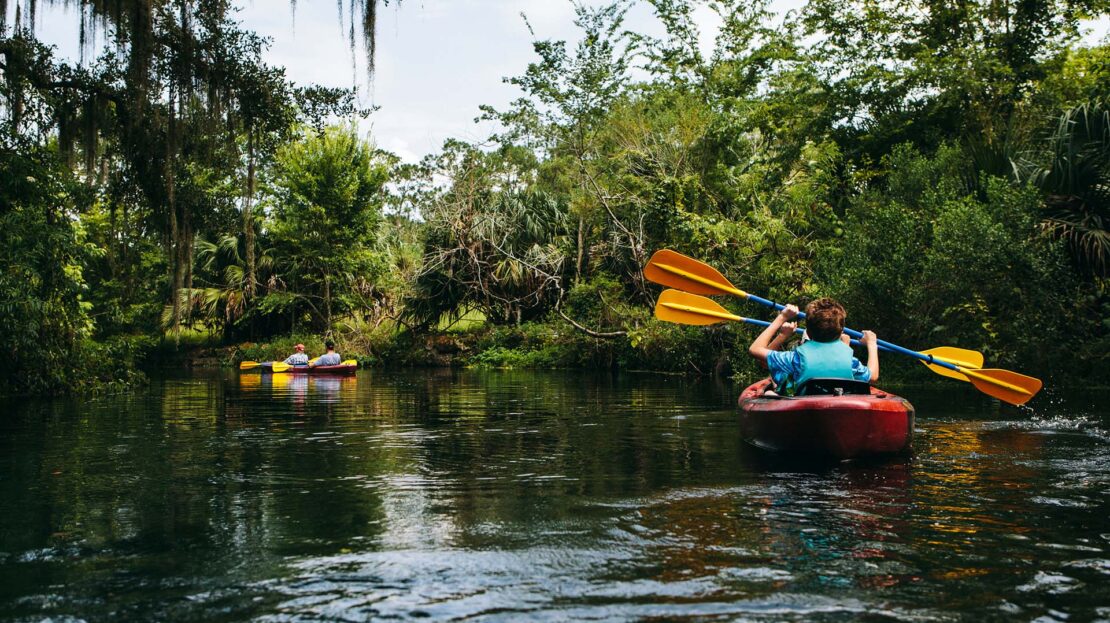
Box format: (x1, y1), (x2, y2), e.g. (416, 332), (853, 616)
(260, 362), (357, 375)
(738, 379), (914, 460)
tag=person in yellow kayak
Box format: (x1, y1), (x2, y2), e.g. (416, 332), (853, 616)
(748, 297), (879, 394)
(283, 343), (309, 366)
(310, 339), (341, 367)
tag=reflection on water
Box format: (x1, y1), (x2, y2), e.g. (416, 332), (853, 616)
(1, 370), (1107, 621)
(238, 373), (355, 411)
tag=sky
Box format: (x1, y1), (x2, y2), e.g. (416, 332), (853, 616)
(24, 0), (758, 161)
(22, 0), (1110, 163)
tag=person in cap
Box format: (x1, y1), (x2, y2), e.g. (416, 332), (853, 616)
(283, 343), (310, 366)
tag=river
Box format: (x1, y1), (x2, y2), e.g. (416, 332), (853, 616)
(1, 370), (1108, 621)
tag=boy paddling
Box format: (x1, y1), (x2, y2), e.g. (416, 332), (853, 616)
(748, 298), (879, 394)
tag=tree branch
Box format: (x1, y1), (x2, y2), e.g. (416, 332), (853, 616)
(555, 303), (627, 338)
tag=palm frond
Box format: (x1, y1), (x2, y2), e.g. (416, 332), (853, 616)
(1035, 101), (1110, 278)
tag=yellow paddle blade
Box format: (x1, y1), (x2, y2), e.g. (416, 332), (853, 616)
(309, 356), (320, 365)
(239, 361), (260, 370)
(655, 289), (744, 326)
(645, 250), (747, 297)
(271, 361), (291, 373)
(340, 359), (357, 366)
(919, 361), (969, 382)
(962, 367), (1043, 406)
(919, 346), (985, 381)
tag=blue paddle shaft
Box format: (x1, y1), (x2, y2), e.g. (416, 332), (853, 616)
(745, 296), (958, 370)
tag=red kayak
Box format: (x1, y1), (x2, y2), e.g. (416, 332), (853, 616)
(738, 378), (914, 460)
(260, 362), (357, 375)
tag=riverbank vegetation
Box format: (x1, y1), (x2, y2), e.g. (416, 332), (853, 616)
(2, 0), (1108, 395)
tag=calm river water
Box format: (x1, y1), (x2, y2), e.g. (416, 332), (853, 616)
(1, 370), (1108, 621)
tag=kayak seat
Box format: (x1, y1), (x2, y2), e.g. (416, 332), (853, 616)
(797, 378), (871, 397)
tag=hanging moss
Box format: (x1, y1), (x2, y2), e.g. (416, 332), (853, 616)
(18, 0), (390, 81)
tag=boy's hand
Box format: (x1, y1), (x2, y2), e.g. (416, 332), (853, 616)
(860, 330), (877, 346)
(779, 304), (799, 321)
(778, 321), (797, 337)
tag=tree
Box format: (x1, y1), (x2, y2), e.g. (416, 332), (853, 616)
(801, 0), (1097, 159)
(405, 141), (572, 328)
(2, 0), (392, 77)
(483, 1), (637, 287)
(265, 125), (391, 331)
(0, 141), (95, 393)
(1035, 100), (1110, 278)
(2, 1), (363, 343)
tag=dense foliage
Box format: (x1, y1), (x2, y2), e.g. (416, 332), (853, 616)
(263, 126), (393, 331)
(2, 0), (1108, 395)
(403, 0), (1110, 386)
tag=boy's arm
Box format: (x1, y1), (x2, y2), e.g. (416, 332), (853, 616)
(768, 321), (797, 351)
(757, 321), (796, 370)
(860, 330), (879, 381)
(749, 305), (799, 362)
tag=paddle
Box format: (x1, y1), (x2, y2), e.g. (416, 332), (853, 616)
(304, 356), (355, 368)
(919, 346), (983, 382)
(651, 278), (982, 370)
(647, 250), (985, 371)
(654, 288), (852, 343)
(647, 250), (964, 355)
(653, 288), (1042, 406)
(238, 360), (291, 372)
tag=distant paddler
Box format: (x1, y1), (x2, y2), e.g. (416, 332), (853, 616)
(310, 339), (341, 367)
(284, 343), (309, 367)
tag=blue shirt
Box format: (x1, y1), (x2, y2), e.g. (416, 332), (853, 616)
(314, 352), (341, 366)
(766, 340), (871, 392)
(284, 353), (309, 365)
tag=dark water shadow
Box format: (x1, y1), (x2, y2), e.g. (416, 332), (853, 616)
(739, 446), (914, 475)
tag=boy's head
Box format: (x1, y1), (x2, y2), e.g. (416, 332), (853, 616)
(804, 298), (846, 342)
(325, 339), (335, 350)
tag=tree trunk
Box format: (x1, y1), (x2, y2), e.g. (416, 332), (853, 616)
(175, 213), (190, 333)
(244, 126), (257, 300)
(575, 215), (586, 285)
(324, 275), (332, 331)
(167, 89), (180, 345)
(184, 209), (194, 310)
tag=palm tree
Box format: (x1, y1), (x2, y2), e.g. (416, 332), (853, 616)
(1035, 101), (1110, 279)
(164, 234), (277, 337)
(407, 190), (572, 328)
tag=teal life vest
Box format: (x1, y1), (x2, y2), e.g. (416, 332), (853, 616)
(793, 339), (857, 389)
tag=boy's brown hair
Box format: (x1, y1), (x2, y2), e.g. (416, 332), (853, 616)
(805, 298), (847, 342)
